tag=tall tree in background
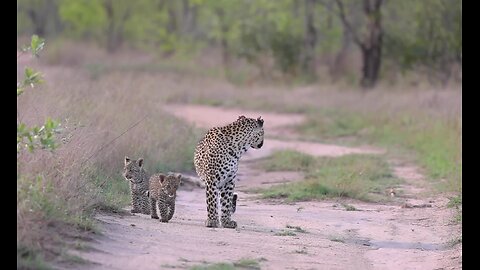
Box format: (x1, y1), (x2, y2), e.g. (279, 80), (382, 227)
(103, 0), (132, 53)
(301, 0), (317, 80)
(18, 0), (62, 37)
(335, 0), (384, 89)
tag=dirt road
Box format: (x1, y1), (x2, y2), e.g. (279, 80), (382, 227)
(75, 104), (461, 270)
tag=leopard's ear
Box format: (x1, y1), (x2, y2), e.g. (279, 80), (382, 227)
(158, 174), (166, 183)
(137, 158), (144, 168)
(144, 190), (150, 197)
(238, 115), (246, 121)
(176, 174), (182, 183)
(257, 116), (264, 127)
(125, 156), (131, 165)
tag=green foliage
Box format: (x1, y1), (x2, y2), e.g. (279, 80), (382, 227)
(123, 0), (178, 54)
(18, 35), (45, 96)
(383, 0), (461, 77)
(17, 118), (61, 152)
(233, 0), (304, 75)
(17, 67), (43, 96)
(59, 0), (106, 38)
(17, 0), (461, 82)
(22, 34), (46, 57)
(17, 35), (61, 152)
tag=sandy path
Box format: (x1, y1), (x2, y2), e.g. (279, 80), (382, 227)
(75, 104), (461, 270)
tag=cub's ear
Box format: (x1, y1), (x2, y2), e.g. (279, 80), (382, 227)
(125, 156), (131, 165)
(176, 174), (182, 182)
(257, 116), (264, 127)
(237, 115), (246, 121)
(158, 174), (166, 183)
(137, 158), (144, 167)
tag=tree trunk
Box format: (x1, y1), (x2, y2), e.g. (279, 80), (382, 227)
(167, 6), (178, 34)
(360, 46), (381, 88)
(302, 0), (317, 80)
(182, 0), (197, 36)
(104, 0), (130, 53)
(360, 0), (383, 89)
(104, 0), (117, 53)
(27, 9), (46, 37)
(334, 0), (383, 89)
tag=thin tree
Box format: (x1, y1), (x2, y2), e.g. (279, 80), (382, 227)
(334, 0), (384, 89)
(302, 0), (318, 81)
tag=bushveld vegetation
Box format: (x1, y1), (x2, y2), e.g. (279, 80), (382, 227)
(17, 0), (461, 268)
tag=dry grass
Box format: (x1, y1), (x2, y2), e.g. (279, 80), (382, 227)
(17, 40), (461, 266)
(17, 43), (202, 267)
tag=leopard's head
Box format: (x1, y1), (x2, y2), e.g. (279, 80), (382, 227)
(123, 156), (145, 183)
(236, 115), (264, 149)
(160, 173), (182, 198)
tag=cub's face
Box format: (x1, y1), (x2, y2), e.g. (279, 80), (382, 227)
(123, 156), (144, 183)
(161, 174), (182, 198)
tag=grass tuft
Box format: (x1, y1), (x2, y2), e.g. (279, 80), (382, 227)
(257, 151), (401, 202)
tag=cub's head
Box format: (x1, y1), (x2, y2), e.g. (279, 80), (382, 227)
(160, 173), (182, 198)
(123, 156), (145, 183)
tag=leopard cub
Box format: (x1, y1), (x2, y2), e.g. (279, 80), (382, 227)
(146, 173), (182, 222)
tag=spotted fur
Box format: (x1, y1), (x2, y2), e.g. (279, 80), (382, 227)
(194, 115), (264, 228)
(146, 173), (182, 222)
(123, 156), (150, 215)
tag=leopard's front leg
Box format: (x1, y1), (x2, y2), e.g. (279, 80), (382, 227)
(166, 200), (176, 221)
(130, 187), (142, 213)
(159, 201), (170, 223)
(150, 195), (159, 219)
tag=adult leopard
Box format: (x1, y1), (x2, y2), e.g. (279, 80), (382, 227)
(194, 115), (264, 228)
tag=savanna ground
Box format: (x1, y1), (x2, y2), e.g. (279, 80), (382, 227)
(17, 40), (461, 270)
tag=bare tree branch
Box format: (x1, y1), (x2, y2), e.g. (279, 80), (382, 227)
(334, 0), (364, 49)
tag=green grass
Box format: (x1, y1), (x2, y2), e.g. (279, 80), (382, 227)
(298, 109), (368, 139)
(257, 151), (401, 202)
(285, 225), (307, 233)
(17, 246), (51, 270)
(341, 203), (358, 211)
(191, 263), (235, 270)
(447, 195), (462, 224)
(233, 258), (262, 269)
(190, 258), (262, 270)
(59, 251), (88, 265)
(329, 236), (346, 243)
(298, 110), (461, 194)
(274, 230), (297, 236)
(17, 174), (96, 231)
(86, 169), (131, 213)
(295, 247), (308, 254)
(446, 235), (462, 248)
(259, 150), (315, 172)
